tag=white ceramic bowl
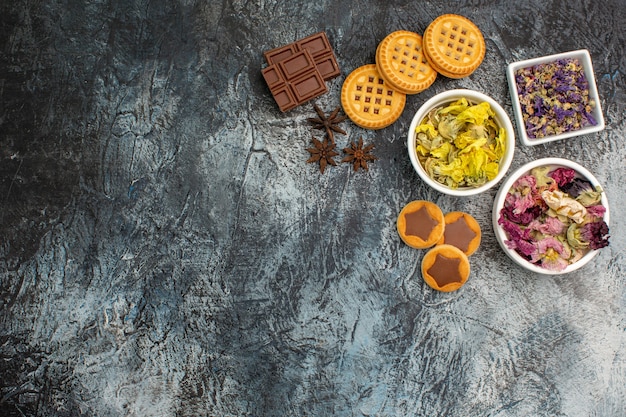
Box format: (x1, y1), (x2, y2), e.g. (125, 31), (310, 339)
(492, 157), (610, 275)
(506, 49), (605, 146)
(407, 89), (516, 196)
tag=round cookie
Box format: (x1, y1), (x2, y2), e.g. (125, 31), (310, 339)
(396, 200), (445, 249)
(341, 64), (406, 129)
(436, 211), (481, 256)
(376, 30), (437, 94)
(421, 244), (470, 292)
(423, 14), (485, 79)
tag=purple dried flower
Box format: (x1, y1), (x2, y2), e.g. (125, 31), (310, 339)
(533, 96), (546, 116)
(514, 57), (597, 139)
(554, 107), (570, 122)
(585, 111), (597, 126)
(581, 221), (610, 249)
(561, 178), (594, 198)
(501, 204), (542, 225)
(555, 84), (572, 93)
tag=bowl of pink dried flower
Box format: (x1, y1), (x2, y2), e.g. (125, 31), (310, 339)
(493, 158), (610, 274)
(507, 49), (605, 146)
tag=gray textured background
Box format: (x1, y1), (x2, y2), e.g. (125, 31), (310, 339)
(1, 1), (624, 416)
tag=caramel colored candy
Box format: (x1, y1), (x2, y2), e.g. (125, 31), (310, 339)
(436, 211), (481, 256)
(396, 200), (445, 249)
(421, 244), (470, 292)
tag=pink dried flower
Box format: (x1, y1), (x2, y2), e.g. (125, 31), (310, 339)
(528, 216), (567, 236)
(533, 237), (571, 271)
(549, 167), (576, 187)
(498, 164), (610, 271)
(586, 205), (606, 219)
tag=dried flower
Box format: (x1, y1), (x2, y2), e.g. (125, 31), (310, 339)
(515, 58), (597, 139)
(580, 220), (610, 249)
(561, 178), (603, 206)
(414, 98), (506, 188)
(533, 237), (571, 271)
(586, 205), (606, 219)
(498, 165), (610, 271)
(549, 167), (576, 187)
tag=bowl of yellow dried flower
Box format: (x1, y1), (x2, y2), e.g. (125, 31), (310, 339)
(407, 89), (516, 196)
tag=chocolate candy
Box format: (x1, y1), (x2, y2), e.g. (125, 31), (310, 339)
(262, 32), (340, 112)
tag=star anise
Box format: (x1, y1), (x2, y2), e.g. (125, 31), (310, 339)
(307, 104), (347, 142)
(342, 137), (377, 172)
(306, 136), (339, 174)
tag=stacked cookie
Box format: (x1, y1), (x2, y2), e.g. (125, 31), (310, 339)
(396, 200), (482, 292)
(422, 14), (486, 79)
(376, 30), (438, 95)
(341, 14), (485, 129)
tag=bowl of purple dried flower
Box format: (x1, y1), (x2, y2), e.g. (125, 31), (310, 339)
(493, 158), (610, 274)
(506, 49), (605, 146)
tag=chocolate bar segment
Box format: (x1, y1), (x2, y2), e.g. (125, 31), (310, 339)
(290, 71), (327, 103)
(264, 43), (297, 66)
(296, 32), (340, 80)
(278, 50), (317, 80)
(296, 32), (332, 59)
(314, 52), (341, 80)
(261, 66), (283, 90)
(271, 85), (298, 112)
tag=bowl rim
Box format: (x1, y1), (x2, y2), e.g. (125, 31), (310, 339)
(506, 49), (606, 147)
(407, 88), (516, 196)
(492, 157), (611, 275)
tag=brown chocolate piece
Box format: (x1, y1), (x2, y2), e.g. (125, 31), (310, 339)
(262, 49), (328, 112)
(261, 66), (283, 90)
(264, 44), (298, 66)
(427, 254), (464, 287)
(290, 71), (327, 102)
(296, 32), (332, 58)
(314, 53), (340, 80)
(278, 51), (317, 80)
(404, 206), (439, 240)
(443, 217), (477, 253)
(262, 32), (340, 112)
(270, 85), (297, 113)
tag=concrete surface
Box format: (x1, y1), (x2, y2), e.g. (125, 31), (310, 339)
(1, 0), (624, 416)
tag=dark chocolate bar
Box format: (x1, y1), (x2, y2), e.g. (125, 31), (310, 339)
(262, 49), (327, 112)
(262, 32), (340, 112)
